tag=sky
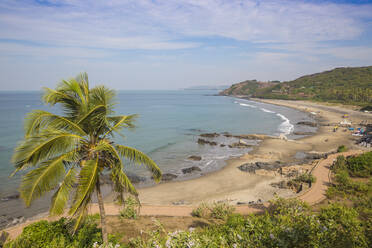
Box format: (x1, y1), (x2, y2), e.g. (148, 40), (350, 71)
(0, 0), (372, 90)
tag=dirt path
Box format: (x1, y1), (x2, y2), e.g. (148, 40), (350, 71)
(297, 150), (363, 204)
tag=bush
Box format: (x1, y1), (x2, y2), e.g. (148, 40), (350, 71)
(120, 197), (139, 220)
(191, 202), (235, 220)
(4, 217), (102, 248)
(337, 145), (348, 153)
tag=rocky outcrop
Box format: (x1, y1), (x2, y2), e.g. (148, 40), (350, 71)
(182, 166), (202, 174)
(197, 138), (217, 146)
(229, 142), (252, 148)
(297, 121), (317, 127)
(161, 173), (178, 181)
(238, 161), (282, 173)
(188, 155), (202, 161)
(1, 193), (20, 202)
(293, 131), (316, 136)
(200, 133), (220, 138)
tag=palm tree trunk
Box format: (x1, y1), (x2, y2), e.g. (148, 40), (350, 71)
(96, 179), (108, 244)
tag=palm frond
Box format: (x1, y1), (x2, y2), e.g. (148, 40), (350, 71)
(77, 104), (106, 125)
(69, 158), (99, 216)
(25, 110), (86, 136)
(19, 154), (67, 206)
(42, 87), (81, 119)
(89, 86), (116, 114)
(104, 114), (137, 137)
(111, 164), (138, 203)
(11, 131), (82, 174)
(115, 145), (162, 182)
(49, 168), (77, 216)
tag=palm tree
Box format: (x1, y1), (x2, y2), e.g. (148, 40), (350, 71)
(11, 73), (162, 244)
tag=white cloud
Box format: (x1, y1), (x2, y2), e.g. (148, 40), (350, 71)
(0, 0), (371, 51)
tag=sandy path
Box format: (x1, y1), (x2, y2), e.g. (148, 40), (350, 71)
(297, 150), (363, 204)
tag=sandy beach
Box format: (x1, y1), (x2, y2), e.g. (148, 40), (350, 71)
(132, 99), (370, 206)
(3, 99), (371, 238)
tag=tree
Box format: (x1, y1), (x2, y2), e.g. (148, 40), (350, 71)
(11, 73), (162, 244)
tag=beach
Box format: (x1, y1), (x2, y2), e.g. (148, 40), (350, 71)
(133, 99), (370, 206)
(2, 98), (371, 238)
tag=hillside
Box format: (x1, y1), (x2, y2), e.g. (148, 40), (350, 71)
(220, 66), (372, 106)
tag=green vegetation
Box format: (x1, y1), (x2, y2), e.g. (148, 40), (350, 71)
(120, 197), (139, 220)
(337, 145), (348, 153)
(221, 66), (372, 107)
(127, 198), (369, 247)
(191, 202), (235, 220)
(10, 73), (161, 243)
(4, 217), (103, 248)
(287, 173), (316, 192)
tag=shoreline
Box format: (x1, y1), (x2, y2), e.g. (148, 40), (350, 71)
(2, 99), (370, 235)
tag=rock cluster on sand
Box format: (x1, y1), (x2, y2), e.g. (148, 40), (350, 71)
(238, 161), (282, 173)
(188, 155), (202, 161)
(197, 138), (217, 146)
(182, 166), (202, 174)
(161, 173), (178, 181)
(200, 133), (220, 138)
(297, 121), (317, 127)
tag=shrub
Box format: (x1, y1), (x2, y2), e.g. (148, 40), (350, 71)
(337, 145), (348, 153)
(191, 202), (235, 220)
(4, 217), (102, 248)
(120, 197), (139, 220)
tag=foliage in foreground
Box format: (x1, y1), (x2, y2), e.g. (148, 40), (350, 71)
(120, 197), (140, 220)
(191, 202), (235, 220)
(128, 198), (368, 248)
(4, 217), (103, 248)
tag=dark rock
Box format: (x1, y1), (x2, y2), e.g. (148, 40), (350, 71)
(197, 138), (217, 146)
(305, 153), (327, 160)
(297, 121), (317, 127)
(293, 132), (316, 136)
(182, 166), (202, 174)
(237, 201), (248, 205)
(200, 133), (220, 138)
(1, 193), (20, 202)
(161, 173), (178, 181)
(220, 144), (226, 147)
(188, 155), (202, 161)
(229, 142), (252, 148)
(238, 163), (258, 173)
(222, 132), (232, 138)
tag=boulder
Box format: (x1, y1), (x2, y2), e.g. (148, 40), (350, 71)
(197, 138), (217, 146)
(229, 142), (252, 148)
(182, 166), (202, 174)
(188, 155), (202, 161)
(1, 193), (20, 202)
(161, 173), (178, 181)
(293, 132), (316, 136)
(297, 121), (317, 127)
(200, 133), (220, 138)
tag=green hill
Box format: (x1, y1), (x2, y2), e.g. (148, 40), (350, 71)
(220, 66), (372, 107)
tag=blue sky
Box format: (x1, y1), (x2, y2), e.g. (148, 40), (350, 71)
(0, 0), (372, 90)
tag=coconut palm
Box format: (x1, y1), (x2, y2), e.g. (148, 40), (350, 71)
(11, 73), (162, 243)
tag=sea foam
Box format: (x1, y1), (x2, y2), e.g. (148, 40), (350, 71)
(276, 113), (294, 135)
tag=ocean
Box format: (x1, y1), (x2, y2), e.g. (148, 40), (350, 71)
(0, 90), (316, 227)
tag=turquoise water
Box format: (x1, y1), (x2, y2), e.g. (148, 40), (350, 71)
(0, 90), (315, 224)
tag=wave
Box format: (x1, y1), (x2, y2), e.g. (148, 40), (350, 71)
(260, 107), (275, 114)
(236, 102), (257, 108)
(276, 113), (294, 135)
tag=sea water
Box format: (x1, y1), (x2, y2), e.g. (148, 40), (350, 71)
(0, 90), (315, 225)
